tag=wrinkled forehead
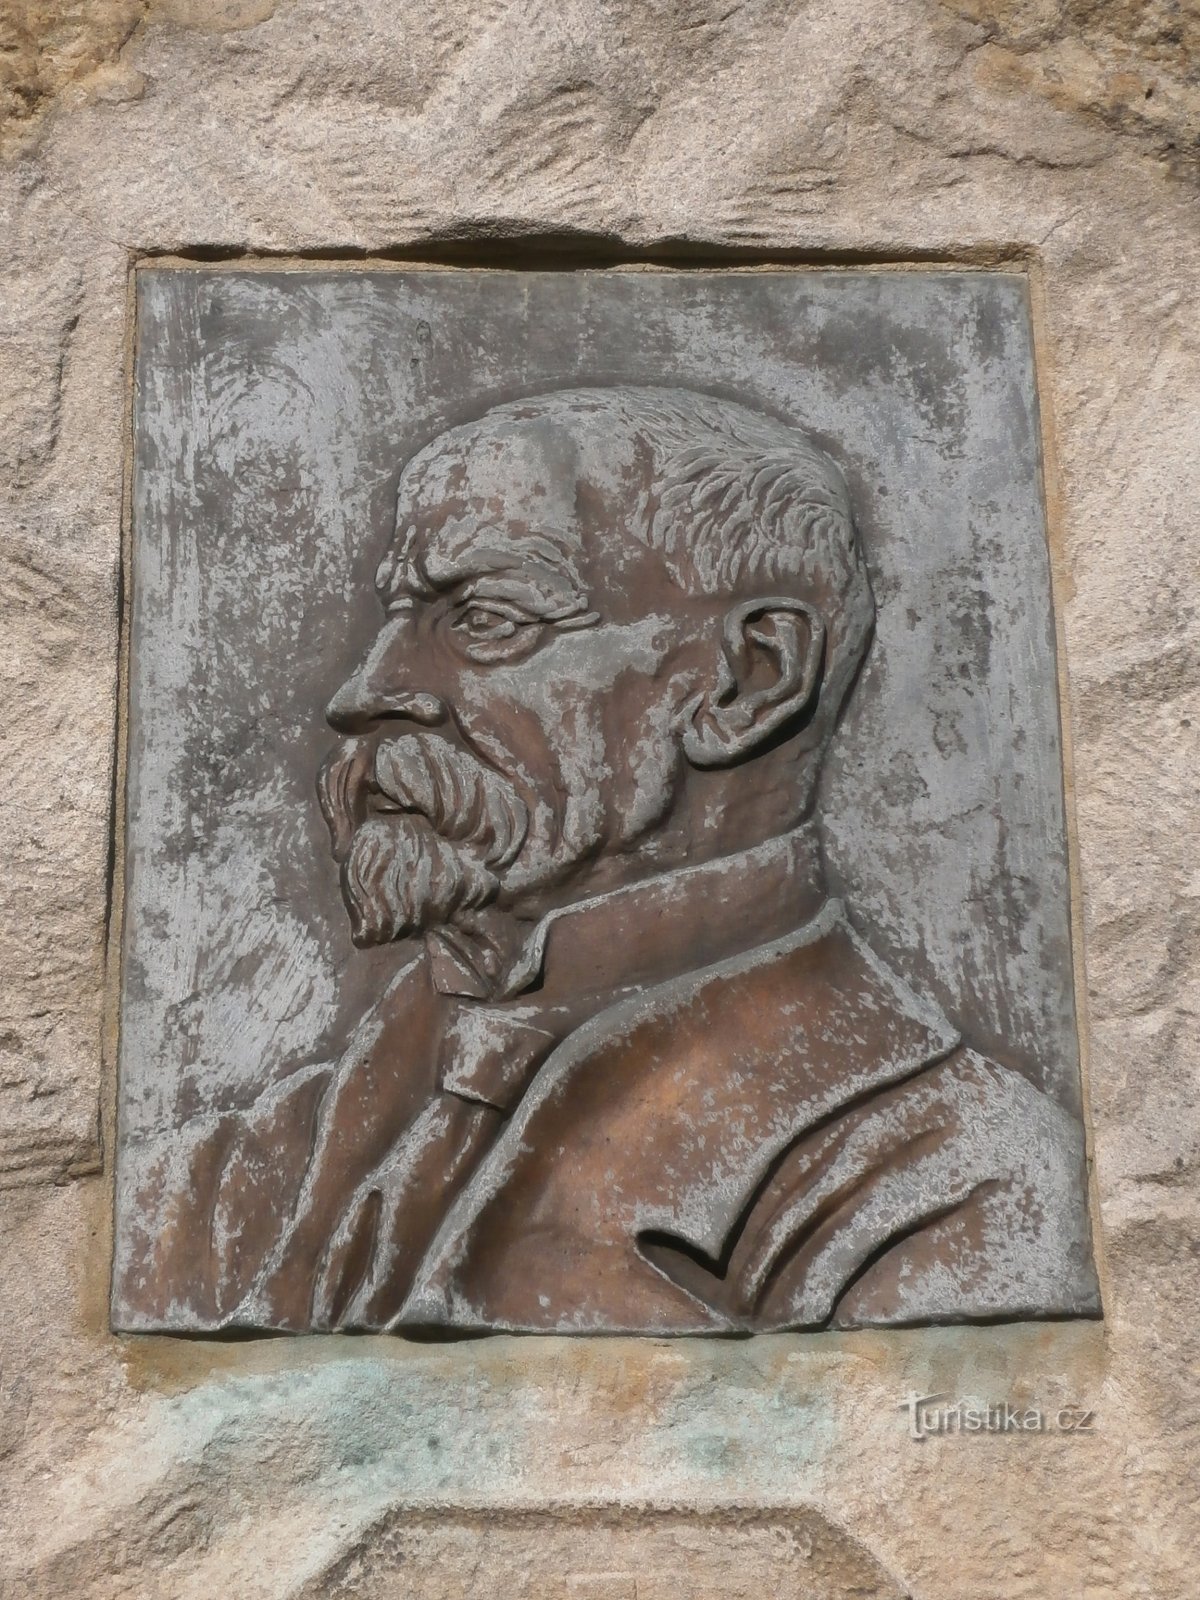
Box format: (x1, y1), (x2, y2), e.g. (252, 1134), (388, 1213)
(378, 417), (589, 604)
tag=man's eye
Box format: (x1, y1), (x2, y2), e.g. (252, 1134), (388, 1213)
(453, 605), (518, 640)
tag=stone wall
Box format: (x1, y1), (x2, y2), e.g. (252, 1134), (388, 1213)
(1, 1), (1197, 1595)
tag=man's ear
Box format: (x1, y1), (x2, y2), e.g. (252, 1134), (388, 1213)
(679, 597), (826, 769)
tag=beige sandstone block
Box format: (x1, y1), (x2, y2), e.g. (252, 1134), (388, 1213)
(0, 0), (1196, 1595)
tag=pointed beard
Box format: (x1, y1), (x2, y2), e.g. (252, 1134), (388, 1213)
(318, 731), (529, 949)
(339, 814), (500, 947)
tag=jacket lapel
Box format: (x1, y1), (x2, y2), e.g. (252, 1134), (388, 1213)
(403, 904), (960, 1330)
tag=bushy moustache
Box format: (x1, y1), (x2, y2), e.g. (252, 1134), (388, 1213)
(317, 732), (529, 947)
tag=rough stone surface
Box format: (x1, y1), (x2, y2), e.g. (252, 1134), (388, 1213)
(0, 0), (1197, 1594)
(941, 0), (1200, 180)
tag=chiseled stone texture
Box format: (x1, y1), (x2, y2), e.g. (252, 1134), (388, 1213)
(0, 1), (1197, 1596)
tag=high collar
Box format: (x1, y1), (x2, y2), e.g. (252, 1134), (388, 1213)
(507, 822), (827, 1003)
(434, 823), (829, 1112)
(428, 822), (827, 1006)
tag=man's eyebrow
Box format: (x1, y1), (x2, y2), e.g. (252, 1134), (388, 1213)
(462, 568), (597, 624)
(376, 550), (590, 612)
(376, 517), (592, 614)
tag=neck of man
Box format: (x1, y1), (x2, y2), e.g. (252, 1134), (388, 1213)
(511, 753), (822, 913)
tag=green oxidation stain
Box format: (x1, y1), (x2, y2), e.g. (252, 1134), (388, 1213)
(652, 1386), (834, 1489)
(130, 1322), (1105, 1515)
(149, 1355), (530, 1500)
(305, 1360), (529, 1493)
(135, 1337), (845, 1506)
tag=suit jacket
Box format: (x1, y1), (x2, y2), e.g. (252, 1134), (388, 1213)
(113, 829), (1101, 1333)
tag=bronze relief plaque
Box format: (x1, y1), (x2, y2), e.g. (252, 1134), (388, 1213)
(112, 267), (1100, 1334)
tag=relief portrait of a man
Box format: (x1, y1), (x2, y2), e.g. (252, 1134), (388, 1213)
(118, 384), (1101, 1334)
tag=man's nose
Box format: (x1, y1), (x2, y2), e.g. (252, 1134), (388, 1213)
(325, 621), (448, 733)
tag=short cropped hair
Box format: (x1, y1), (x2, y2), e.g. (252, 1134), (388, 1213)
(400, 386), (876, 762)
(426, 387), (875, 733)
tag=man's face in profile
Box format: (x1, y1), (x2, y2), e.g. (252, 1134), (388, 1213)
(319, 414), (721, 960)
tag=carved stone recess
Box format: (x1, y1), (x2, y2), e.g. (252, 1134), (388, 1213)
(112, 267), (1100, 1335)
